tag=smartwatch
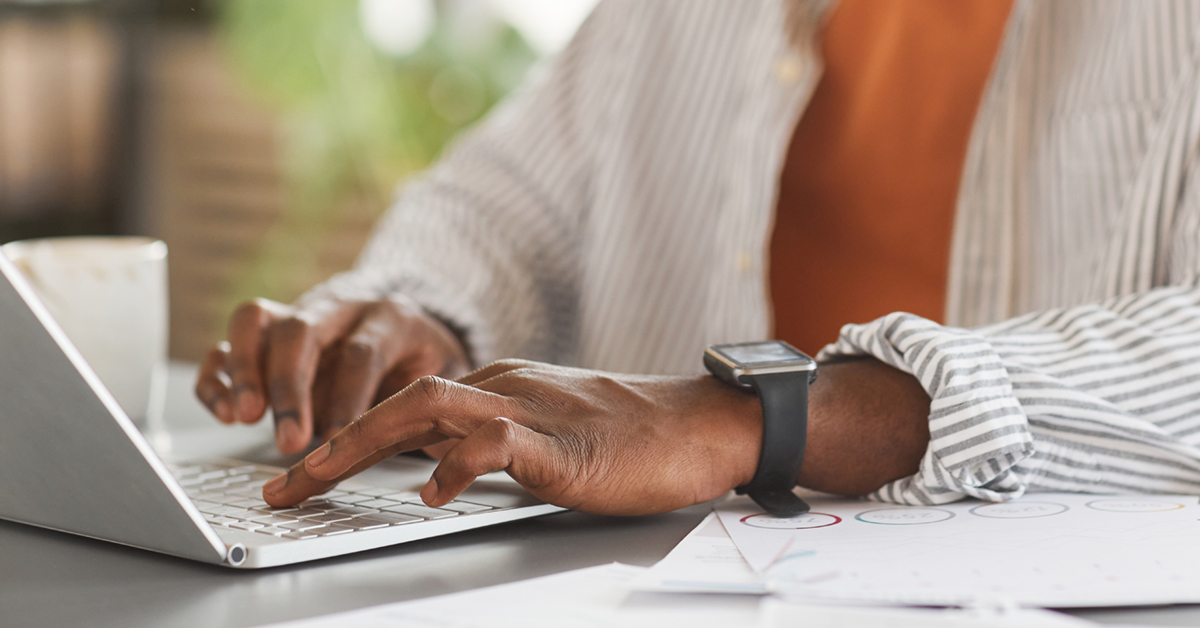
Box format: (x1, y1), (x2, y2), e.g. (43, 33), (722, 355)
(704, 340), (817, 517)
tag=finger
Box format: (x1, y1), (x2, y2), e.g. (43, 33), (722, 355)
(421, 417), (560, 507)
(320, 304), (411, 441)
(302, 376), (521, 481)
(225, 300), (281, 424)
(195, 344), (234, 424)
(370, 304), (471, 401)
(262, 432), (446, 506)
(264, 303), (370, 453)
(457, 359), (540, 386)
(265, 315), (323, 454)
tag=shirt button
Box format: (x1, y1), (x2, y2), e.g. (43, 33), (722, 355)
(773, 54), (803, 84)
(736, 251), (754, 273)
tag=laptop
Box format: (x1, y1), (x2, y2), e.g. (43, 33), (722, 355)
(0, 253), (564, 568)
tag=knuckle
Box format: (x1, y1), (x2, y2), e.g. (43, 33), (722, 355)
(232, 299), (264, 320)
(489, 417), (519, 445)
(272, 316), (313, 342)
(340, 338), (378, 367)
(412, 375), (451, 407)
(492, 358), (533, 371)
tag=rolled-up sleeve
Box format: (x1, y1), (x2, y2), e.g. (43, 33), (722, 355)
(819, 285), (1200, 504)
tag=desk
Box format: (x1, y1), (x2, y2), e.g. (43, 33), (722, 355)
(1, 363), (1199, 627)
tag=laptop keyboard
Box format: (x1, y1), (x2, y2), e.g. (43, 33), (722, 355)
(167, 460), (503, 541)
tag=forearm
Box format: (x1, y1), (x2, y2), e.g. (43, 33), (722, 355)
(797, 358), (931, 496)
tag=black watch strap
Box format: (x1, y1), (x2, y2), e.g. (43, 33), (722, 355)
(736, 371), (810, 517)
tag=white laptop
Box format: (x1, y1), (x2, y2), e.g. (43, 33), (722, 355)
(0, 253), (564, 568)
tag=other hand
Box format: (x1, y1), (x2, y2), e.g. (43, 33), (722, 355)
(194, 296), (470, 454)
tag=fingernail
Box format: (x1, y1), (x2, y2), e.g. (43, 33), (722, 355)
(236, 390), (257, 423)
(214, 399), (232, 424)
(420, 477), (438, 504)
(263, 474), (287, 495)
(306, 442), (330, 468)
(276, 418), (300, 449)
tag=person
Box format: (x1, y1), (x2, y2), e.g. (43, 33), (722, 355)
(195, 0), (1200, 515)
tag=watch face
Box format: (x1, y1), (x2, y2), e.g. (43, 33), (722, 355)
(713, 341), (812, 367)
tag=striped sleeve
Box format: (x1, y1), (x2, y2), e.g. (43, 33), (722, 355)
(819, 285), (1200, 505)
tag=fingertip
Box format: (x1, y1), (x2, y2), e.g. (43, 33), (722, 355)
(214, 398), (233, 424)
(261, 474), (288, 505)
(420, 476), (439, 505)
(235, 389), (263, 423)
(263, 473), (286, 494)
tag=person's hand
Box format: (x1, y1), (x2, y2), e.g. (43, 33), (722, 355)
(194, 296), (470, 454)
(260, 357), (933, 515)
(261, 360), (764, 515)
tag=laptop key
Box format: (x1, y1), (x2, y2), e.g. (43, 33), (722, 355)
(356, 499), (402, 509)
(379, 491), (421, 502)
(219, 507), (260, 520)
(255, 526), (289, 536)
(257, 507), (303, 517)
(306, 513), (353, 524)
(278, 520), (327, 532)
(340, 518), (389, 531)
(314, 525), (354, 537)
(196, 470), (229, 481)
(298, 500), (340, 511)
(329, 506), (380, 517)
(282, 531), (319, 540)
(328, 494), (378, 505)
(171, 465), (203, 477)
(349, 487), (397, 497)
(385, 504), (458, 519)
(247, 515), (297, 526)
(229, 521), (265, 532)
(357, 512), (421, 525)
(291, 508), (333, 518)
(438, 501), (493, 514)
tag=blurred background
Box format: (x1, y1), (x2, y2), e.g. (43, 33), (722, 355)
(0, 0), (595, 360)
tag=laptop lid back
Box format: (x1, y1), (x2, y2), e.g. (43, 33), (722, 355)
(0, 253), (226, 563)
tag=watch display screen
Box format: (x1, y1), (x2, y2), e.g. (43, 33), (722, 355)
(716, 341), (810, 367)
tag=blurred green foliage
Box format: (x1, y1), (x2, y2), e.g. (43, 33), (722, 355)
(215, 0), (538, 305)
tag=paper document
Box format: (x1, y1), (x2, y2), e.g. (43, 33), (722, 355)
(632, 511), (768, 594)
(717, 493), (1200, 607)
(759, 598), (1093, 628)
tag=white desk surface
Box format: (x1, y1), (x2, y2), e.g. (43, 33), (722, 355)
(2, 363), (1199, 627)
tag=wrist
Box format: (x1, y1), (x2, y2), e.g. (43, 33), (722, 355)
(690, 375), (763, 491)
(798, 358), (931, 494)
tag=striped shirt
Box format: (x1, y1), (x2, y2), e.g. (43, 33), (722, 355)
(302, 0), (1200, 504)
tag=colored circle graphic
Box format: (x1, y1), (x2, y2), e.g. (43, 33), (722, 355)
(1086, 498), (1185, 513)
(856, 507), (955, 525)
(740, 512), (841, 529)
(970, 501), (1069, 519)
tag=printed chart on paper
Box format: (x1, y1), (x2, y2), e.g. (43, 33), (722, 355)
(715, 493), (1200, 607)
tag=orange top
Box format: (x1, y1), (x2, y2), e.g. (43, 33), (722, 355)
(770, 0), (1013, 356)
